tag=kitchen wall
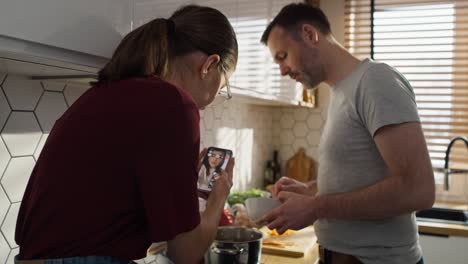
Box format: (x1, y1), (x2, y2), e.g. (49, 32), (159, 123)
(272, 88), (329, 174)
(0, 74), (91, 262)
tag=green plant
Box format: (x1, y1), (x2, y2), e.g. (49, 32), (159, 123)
(227, 188), (270, 206)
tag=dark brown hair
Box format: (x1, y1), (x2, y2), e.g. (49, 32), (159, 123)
(93, 5), (238, 85)
(261, 3), (331, 45)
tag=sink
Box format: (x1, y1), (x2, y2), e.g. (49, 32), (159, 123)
(416, 207), (468, 225)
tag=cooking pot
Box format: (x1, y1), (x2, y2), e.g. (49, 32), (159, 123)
(205, 226), (263, 264)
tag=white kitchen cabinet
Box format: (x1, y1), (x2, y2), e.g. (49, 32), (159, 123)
(133, 0), (193, 28)
(419, 234), (468, 264)
(0, 0), (132, 58)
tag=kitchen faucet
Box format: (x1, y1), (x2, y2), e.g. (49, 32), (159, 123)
(443, 136), (468, 190)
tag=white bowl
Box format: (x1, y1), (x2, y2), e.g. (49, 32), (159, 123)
(244, 197), (281, 221)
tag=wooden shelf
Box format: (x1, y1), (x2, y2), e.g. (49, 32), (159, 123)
(230, 86), (316, 108)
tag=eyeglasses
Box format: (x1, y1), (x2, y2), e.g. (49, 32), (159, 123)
(210, 72), (232, 107)
(208, 153), (224, 159)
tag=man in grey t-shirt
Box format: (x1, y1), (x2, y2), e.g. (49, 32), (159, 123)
(258, 3), (435, 264)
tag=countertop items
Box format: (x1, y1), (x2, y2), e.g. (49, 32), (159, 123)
(260, 226), (316, 258)
(245, 197), (281, 222)
(262, 244), (319, 264)
(146, 219), (468, 264)
(261, 220), (468, 264)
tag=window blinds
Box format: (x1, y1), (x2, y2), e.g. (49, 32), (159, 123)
(133, 0), (306, 100)
(345, 0), (468, 169)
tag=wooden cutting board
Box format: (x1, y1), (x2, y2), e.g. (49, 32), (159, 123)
(286, 148), (316, 183)
(260, 226), (316, 257)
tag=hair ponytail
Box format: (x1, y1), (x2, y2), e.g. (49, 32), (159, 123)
(93, 19), (173, 85)
(92, 5), (238, 86)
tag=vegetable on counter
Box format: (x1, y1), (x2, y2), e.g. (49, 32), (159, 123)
(227, 188), (270, 206)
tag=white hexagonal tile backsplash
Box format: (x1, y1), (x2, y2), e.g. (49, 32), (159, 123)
(35, 92), (68, 132)
(6, 247), (19, 264)
(307, 113), (323, 129)
(42, 81), (66, 92)
(0, 188), (10, 224)
(2, 75), (43, 111)
(34, 134), (49, 161)
(293, 122), (308, 138)
(1, 112), (42, 157)
(292, 138), (309, 153)
(2, 157), (36, 202)
(203, 108), (215, 129)
(0, 88), (11, 130)
(280, 113), (295, 129)
(280, 130), (295, 145)
(0, 139), (10, 177)
(0, 234), (10, 264)
(63, 84), (89, 107)
(1, 202), (20, 248)
(0, 73), (6, 85)
(293, 108), (309, 121)
(306, 130), (322, 146)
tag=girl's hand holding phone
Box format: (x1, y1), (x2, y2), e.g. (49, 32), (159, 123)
(210, 157), (235, 200)
(197, 148), (208, 171)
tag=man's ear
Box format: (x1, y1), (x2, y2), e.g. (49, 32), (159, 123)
(301, 24), (319, 47)
(200, 54), (221, 79)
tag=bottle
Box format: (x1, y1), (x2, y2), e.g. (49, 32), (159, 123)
(264, 160), (274, 187)
(271, 150), (281, 182)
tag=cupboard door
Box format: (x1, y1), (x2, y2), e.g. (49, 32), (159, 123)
(419, 234), (468, 264)
(133, 0), (193, 29)
(0, 0), (132, 58)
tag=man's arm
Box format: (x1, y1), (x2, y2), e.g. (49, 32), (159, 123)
(262, 122), (435, 232)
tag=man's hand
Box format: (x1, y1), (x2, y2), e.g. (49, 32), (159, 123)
(257, 192), (318, 234)
(272, 177), (317, 198)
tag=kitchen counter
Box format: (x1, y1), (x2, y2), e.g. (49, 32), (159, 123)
(433, 202), (468, 211)
(260, 222), (468, 264)
(261, 244), (319, 264)
(417, 201), (468, 237)
(146, 215), (466, 262)
(418, 221), (468, 237)
(146, 243), (320, 263)
(259, 221), (468, 264)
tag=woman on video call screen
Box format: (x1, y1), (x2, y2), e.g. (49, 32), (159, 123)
(198, 149), (226, 191)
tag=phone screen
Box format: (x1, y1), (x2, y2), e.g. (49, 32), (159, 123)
(198, 147), (233, 193)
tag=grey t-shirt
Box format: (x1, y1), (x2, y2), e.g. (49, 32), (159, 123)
(314, 59), (422, 264)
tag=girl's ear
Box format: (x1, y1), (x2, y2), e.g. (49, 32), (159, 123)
(200, 54), (221, 79)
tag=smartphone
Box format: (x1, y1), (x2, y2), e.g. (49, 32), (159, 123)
(198, 147), (233, 193)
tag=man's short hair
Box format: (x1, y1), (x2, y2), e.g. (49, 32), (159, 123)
(261, 3), (331, 45)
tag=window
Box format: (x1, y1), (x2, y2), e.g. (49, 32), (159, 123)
(133, 0), (312, 101)
(345, 0), (468, 171)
